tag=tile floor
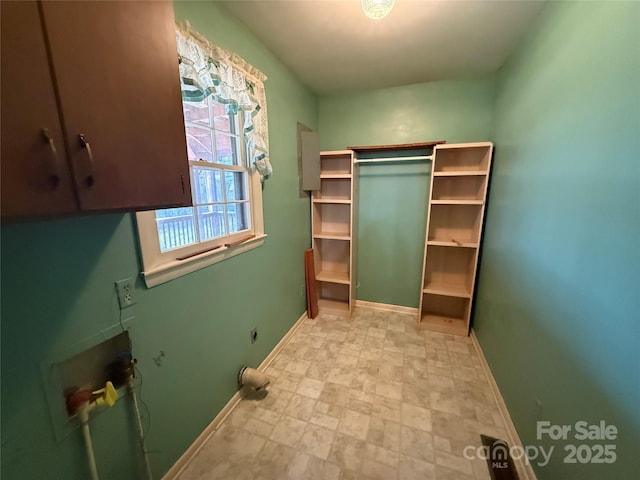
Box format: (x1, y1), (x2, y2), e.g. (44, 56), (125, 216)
(178, 307), (510, 480)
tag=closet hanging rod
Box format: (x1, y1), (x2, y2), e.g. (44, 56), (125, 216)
(354, 155), (433, 164)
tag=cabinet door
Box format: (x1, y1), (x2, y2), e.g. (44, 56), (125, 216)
(40, 1), (192, 212)
(1, 1), (78, 218)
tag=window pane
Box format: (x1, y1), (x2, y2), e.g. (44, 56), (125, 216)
(192, 167), (223, 204)
(215, 132), (238, 165)
(186, 126), (213, 162)
(183, 101), (209, 125)
(197, 205), (225, 241)
(155, 208), (196, 251)
(211, 101), (231, 133)
(227, 202), (250, 234)
(225, 171), (247, 201)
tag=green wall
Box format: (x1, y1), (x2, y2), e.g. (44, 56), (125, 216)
(355, 158), (431, 307)
(475, 1), (640, 478)
(319, 78), (496, 306)
(0, 2), (317, 479)
(319, 77), (496, 150)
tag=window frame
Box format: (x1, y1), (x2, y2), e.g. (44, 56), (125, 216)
(186, 159), (252, 246)
(136, 97), (266, 288)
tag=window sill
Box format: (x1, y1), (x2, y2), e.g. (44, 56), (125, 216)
(141, 234), (267, 288)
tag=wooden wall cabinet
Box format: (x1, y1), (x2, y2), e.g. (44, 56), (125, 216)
(311, 151), (357, 315)
(418, 142), (493, 335)
(1, 1), (191, 219)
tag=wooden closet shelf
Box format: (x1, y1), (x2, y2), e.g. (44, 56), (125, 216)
(316, 270), (350, 284)
(419, 314), (468, 336)
(320, 173), (352, 179)
(318, 298), (350, 313)
(314, 232), (351, 240)
(427, 240), (478, 248)
(430, 200), (483, 205)
(433, 171), (487, 177)
(423, 284), (472, 299)
(312, 198), (351, 204)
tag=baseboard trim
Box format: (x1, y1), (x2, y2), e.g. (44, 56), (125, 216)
(161, 310), (309, 480)
(355, 300), (418, 315)
(470, 329), (538, 480)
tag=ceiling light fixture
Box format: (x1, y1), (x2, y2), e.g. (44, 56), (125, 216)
(361, 0), (396, 20)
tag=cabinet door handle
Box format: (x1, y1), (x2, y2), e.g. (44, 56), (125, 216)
(42, 128), (61, 188)
(78, 134), (95, 187)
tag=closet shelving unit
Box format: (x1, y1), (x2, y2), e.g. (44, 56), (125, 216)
(418, 142), (493, 336)
(311, 150), (356, 315)
(329, 141), (443, 316)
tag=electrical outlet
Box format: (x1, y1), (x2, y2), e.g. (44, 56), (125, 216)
(300, 283), (305, 297)
(250, 328), (258, 344)
(115, 278), (136, 309)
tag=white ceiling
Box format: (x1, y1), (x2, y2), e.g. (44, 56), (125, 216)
(219, 0), (546, 94)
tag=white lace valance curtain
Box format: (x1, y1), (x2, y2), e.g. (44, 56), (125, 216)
(175, 23), (271, 181)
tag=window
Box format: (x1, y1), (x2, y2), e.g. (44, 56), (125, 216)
(136, 25), (269, 287)
(136, 98), (265, 288)
(156, 97), (252, 252)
